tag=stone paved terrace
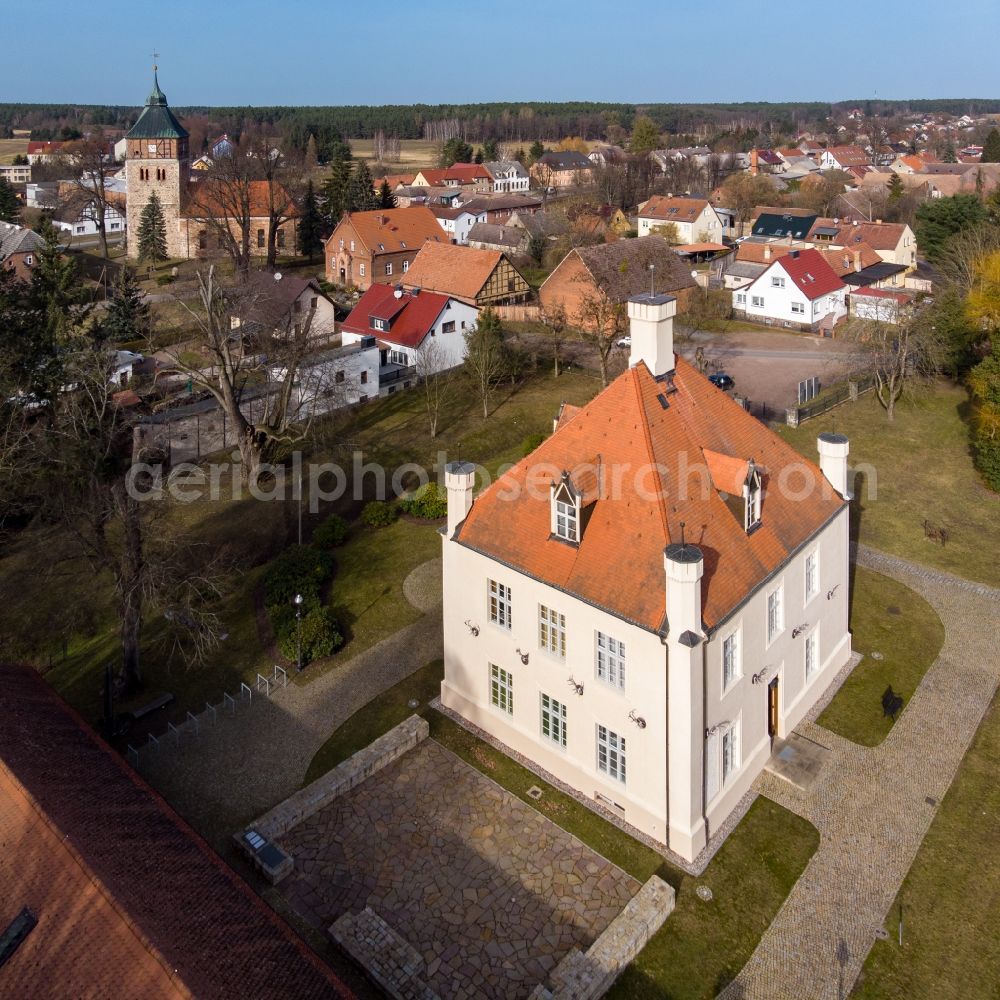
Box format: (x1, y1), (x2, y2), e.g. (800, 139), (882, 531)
(278, 739), (641, 1000)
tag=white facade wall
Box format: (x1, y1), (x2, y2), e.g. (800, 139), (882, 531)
(436, 210), (488, 245)
(637, 204), (724, 244)
(733, 265), (847, 328)
(53, 204), (126, 237)
(441, 495), (852, 859)
(290, 342), (379, 416)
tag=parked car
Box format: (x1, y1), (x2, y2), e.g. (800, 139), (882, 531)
(708, 372), (735, 391)
(616, 335), (631, 348)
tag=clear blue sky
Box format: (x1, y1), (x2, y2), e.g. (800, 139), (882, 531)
(6, 0), (1000, 106)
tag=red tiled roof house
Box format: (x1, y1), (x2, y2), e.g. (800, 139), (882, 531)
(439, 294), (853, 863)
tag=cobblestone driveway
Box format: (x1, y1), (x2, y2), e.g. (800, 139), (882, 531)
(721, 546), (1000, 1000)
(278, 739), (640, 1000)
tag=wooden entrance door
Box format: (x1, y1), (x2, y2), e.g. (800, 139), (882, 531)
(767, 676), (779, 738)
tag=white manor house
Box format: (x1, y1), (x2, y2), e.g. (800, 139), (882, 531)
(440, 293), (853, 863)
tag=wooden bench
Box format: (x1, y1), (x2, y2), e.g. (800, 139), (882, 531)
(129, 692), (174, 721)
(881, 686), (904, 721)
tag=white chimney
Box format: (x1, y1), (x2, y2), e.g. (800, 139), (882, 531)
(817, 433), (851, 499)
(445, 461), (476, 534)
(627, 294), (677, 377)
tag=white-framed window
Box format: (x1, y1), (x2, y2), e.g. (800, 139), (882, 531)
(722, 719), (741, 784)
(349, 240), (355, 251)
(402, 259), (409, 272)
(805, 549), (819, 602)
(489, 579), (511, 629)
(752, 295), (765, 308)
(490, 663), (513, 714)
(359, 263), (366, 277)
(745, 472), (761, 532)
(791, 301), (805, 314)
(538, 604), (566, 657)
(723, 629), (741, 689)
(767, 585), (783, 644)
(385, 262), (393, 276)
(540, 693), (567, 748)
(596, 632), (625, 689)
(771, 276), (786, 288)
(596, 725), (626, 783)
(736, 293), (746, 305)
(805, 628), (819, 680)
(554, 497), (578, 541)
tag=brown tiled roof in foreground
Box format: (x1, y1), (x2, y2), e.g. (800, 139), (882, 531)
(403, 241), (509, 301)
(0, 663), (352, 1000)
(457, 359), (845, 633)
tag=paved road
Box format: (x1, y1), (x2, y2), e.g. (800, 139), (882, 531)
(721, 547), (1000, 1000)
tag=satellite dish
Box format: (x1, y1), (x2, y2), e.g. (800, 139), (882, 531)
(273, 272), (283, 281)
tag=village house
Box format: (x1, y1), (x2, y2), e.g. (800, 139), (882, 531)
(52, 196), (126, 240)
(429, 203), (488, 244)
(467, 223), (531, 256)
(483, 161), (530, 192)
(461, 193), (544, 226)
(402, 241), (532, 308)
(637, 196), (725, 244)
(539, 235), (698, 328)
(818, 145), (872, 171)
(411, 163), (492, 191)
(0, 223), (45, 282)
(324, 206), (446, 290)
(749, 209), (818, 240)
(732, 248), (848, 333)
(26, 140), (66, 164)
(530, 151), (594, 189)
(848, 286), (913, 324)
(290, 339), (380, 411)
(806, 218), (917, 269)
(0, 163), (31, 184)
(341, 283), (479, 384)
(235, 270), (338, 340)
(439, 294), (852, 863)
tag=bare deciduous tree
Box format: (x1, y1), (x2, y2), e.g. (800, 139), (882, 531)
(543, 301), (569, 377)
(62, 134), (120, 260)
(575, 288), (627, 388)
(463, 308), (509, 418)
(415, 338), (452, 437)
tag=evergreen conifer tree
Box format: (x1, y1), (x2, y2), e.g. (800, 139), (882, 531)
(347, 160), (378, 212)
(377, 179), (397, 210)
(103, 266), (150, 343)
(0, 177), (19, 223)
(982, 129), (1000, 164)
(136, 192), (168, 265)
(297, 180), (325, 261)
(323, 149), (353, 224)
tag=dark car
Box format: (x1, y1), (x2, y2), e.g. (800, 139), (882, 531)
(708, 372), (735, 391)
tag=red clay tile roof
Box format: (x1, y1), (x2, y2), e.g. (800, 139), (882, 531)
(824, 145), (871, 167)
(457, 359), (845, 633)
(852, 286), (910, 303)
(183, 179), (300, 219)
(0, 663), (353, 1000)
(341, 283), (451, 349)
(703, 449), (749, 496)
(822, 242), (882, 276)
(327, 206), (445, 255)
(640, 195), (712, 223)
(403, 241), (514, 302)
(767, 249), (846, 301)
(26, 141), (64, 154)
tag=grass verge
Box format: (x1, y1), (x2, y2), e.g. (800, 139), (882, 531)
(305, 660), (819, 999)
(816, 566), (944, 746)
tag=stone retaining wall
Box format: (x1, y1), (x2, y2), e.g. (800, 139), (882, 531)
(529, 876), (675, 1000)
(248, 715), (428, 842)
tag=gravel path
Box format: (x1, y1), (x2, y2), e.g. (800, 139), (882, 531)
(720, 548), (1000, 1000)
(141, 558), (444, 851)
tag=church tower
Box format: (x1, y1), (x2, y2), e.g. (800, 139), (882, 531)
(124, 68), (189, 259)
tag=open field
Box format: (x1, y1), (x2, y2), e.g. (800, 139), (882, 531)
(0, 137), (28, 164)
(779, 383), (1000, 587)
(348, 137), (441, 170)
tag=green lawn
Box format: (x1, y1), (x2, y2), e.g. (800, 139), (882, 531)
(817, 566), (945, 746)
(305, 660), (819, 1000)
(852, 688), (1000, 1000)
(779, 384), (1000, 588)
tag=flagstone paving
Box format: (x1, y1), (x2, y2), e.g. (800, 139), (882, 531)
(721, 546), (1000, 1000)
(277, 739), (640, 1000)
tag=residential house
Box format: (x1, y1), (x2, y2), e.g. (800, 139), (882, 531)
(291, 339), (380, 411)
(484, 161), (530, 192)
(26, 140), (65, 164)
(402, 241), (532, 308)
(588, 145), (627, 167)
(210, 133), (236, 158)
(848, 287), (912, 324)
(818, 146), (871, 171)
(732, 248), (848, 333)
(467, 223), (531, 255)
(805, 218), (917, 269)
(0, 163), (31, 184)
(25, 181), (59, 210)
(748, 149), (786, 174)
(341, 283), (478, 384)
(0, 661), (353, 999)
(411, 163), (492, 191)
(236, 270), (338, 340)
(439, 295), (852, 863)
(462, 193), (543, 226)
(637, 196), (724, 244)
(324, 206), (446, 290)
(0, 222), (45, 282)
(530, 151), (594, 189)
(539, 235), (698, 327)
(430, 203), (488, 244)
(749, 210), (818, 240)
(52, 196), (126, 239)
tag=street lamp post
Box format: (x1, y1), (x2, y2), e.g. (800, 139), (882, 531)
(294, 592), (304, 672)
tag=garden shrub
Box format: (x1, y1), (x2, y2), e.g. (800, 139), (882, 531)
(361, 500), (398, 527)
(263, 544), (334, 610)
(277, 606), (343, 665)
(312, 513), (349, 548)
(400, 482), (448, 520)
(521, 432), (546, 456)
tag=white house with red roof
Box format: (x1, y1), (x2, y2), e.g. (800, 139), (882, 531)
(341, 283), (478, 381)
(732, 248), (848, 333)
(440, 293), (854, 864)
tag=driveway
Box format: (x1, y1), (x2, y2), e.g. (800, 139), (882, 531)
(278, 739), (640, 1000)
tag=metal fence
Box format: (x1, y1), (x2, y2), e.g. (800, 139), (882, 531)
(787, 375), (877, 426)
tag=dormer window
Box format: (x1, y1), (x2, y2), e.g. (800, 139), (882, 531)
(551, 476), (580, 543)
(744, 461), (762, 533)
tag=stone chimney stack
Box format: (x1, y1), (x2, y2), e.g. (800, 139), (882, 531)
(764, 245), (772, 261)
(853, 250), (862, 272)
(627, 293), (677, 378)
(817, 433), (851, 499)
(664, 538), (707, 863)
(445, 461), (476, 534)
